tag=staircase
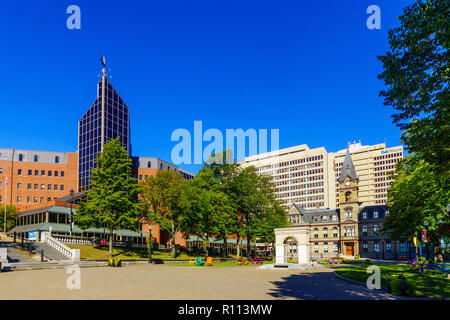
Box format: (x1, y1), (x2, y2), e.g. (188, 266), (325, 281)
(31, 242), (69, 261)
(4, 260), (108, 271)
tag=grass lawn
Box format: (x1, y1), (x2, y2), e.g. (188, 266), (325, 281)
(167, 261), (273, 267)
(336, 263), (450, 298)
(67, 245), (244, 261)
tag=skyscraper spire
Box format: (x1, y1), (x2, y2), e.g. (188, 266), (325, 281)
(338, 147), (358, 182)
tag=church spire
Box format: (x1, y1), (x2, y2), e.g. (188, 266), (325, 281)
(338, 147), (358, 182)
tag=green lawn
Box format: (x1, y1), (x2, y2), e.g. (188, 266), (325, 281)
(167, 261), (273, 267)
(67, 245), (242, 261)
(336, 263), (450, 298)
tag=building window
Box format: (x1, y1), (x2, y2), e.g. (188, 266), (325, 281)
(323, 228), (328, 238)
(345, 191), (351, 202)
(48, 184), (52, 190)
(34, 155), (38, 162)
(55, 171), (58, 177)
(28, 170), (32, 176)
(35, 170), (39, 176)
(345, 209), (352, 219)
(41, 184), (45, 190)
(18, 154), (23, 161)
(60, 185), (64, 191)
(386, 242), (392, 252)
(18, 169), (22, 176)
(27, 183), (32, 190)
(314, 243), (319, 253)
(374, 211), (379, 219)
(374, 225), (379, 236)
(55, 156), (59, 163)
(139, 175), (143, 180)
(17, 196), (21, 203)
(385, 210), (390, 215)
(333, 243), (339, 253)
(322, 215), (328, 222)
(54, 185), (58, 191)
(48, 171), (52, 177)
(400, 242), (407, 252)
(17, 183), (22, 190)
(40, 197), (44, 203)
(314, 228), (319, 238)
(33, 197), (38, 203)
(363, 242), (368, 252)
(324, 243), (328, 253)
(362, 212), (367, 219)
(41, 170), (45, 176)
(61, 171), (65, 177)
(34, 184), (38, 190)
(332, 215), (338, 221)
(362, 225), (368, 236)
(374, 243), (380, 252)
(333, 227), (338, 237)
(27, 197), (31, 203)
(147, 161), (151, 168)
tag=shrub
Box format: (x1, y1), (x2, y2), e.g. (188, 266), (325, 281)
(355, 255), (360, 260)
(108, 257), (122, 267)
(363, 259), (372, 266)
(388, 274), (416, 296)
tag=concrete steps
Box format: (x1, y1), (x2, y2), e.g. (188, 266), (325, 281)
(31, 242), (69, 261)
(3, 260), (108, 271)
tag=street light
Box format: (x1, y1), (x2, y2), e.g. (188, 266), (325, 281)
(69, 189), (74, 236)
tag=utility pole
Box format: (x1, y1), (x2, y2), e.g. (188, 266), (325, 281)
(3, 177), (8, 234)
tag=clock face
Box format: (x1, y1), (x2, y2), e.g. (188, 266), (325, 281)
(345, 181), (350, 186)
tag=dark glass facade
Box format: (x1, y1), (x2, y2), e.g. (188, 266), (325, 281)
(78, 75), (131, 191)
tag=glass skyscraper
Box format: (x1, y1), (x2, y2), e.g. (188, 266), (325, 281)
(78, 71), (131, 191)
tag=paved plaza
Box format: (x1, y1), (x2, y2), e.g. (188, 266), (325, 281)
(0, 264), (419, 300)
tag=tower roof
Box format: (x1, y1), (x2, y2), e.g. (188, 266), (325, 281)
(338, 147), (358, 182)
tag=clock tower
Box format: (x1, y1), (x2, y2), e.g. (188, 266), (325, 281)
(337, 147), (360, 257)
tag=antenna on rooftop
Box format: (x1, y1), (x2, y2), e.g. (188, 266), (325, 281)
(99, 55), (112, 78)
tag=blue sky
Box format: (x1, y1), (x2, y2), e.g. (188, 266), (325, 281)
(0, 1), (414, 174)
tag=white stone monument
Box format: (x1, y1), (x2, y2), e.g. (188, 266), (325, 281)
(274, 226), (310, 264)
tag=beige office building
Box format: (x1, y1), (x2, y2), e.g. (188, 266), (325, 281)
(240, 144), (337, 210)
(241, 142), (403, 210)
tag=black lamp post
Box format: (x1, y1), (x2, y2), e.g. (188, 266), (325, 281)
(148, 234), (152, 264)
(69, 189), (74, 236)
(381, 239), (385, 260)
(424, 220), (429, 261)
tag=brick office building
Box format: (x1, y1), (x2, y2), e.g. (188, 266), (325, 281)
(0, 149), (78, 212)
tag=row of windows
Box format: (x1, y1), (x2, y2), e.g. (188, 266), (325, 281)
(16, 183), (65, 191)
(16, 169), (65, 177)
(374, 152), (402, 160)
(16, 196), (58, 204)
(16, 154), (60, 163)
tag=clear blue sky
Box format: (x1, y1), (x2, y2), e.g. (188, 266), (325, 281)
(0, 0), (413, 174)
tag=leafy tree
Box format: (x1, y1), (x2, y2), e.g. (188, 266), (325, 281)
(75, 137), (143, 257)
(377, 0), (449, 171)
(141, 170), (186, 258)
(229, 166), (288, 258)
(0, 205), (18, 232)
(179, 168), (236, 259)
(384, 156), (449, 261)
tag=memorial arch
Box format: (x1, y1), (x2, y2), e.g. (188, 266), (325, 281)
(274, 226), (310, 264)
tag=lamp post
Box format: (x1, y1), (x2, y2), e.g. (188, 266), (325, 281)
(69, 189), (74, 236)
(381, 239), (385, 260)
(147, 234), (152, 264)
(424, 220), (429, 261)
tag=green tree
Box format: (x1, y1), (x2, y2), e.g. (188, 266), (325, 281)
(179, 168), (236, 259)
(229, 166), (288, 258)
(75, 137), (143, 257)
(0, 205), (18, 232)
(384, 156), (449, 261)
(377, 0), (449, 171)
(141, 170), (186, 258)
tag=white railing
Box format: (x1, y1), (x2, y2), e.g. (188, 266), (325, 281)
(53, 235), (93, 246)
(46, 235), (80, 261)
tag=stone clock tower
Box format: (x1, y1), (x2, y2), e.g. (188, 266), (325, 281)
(338, 147), (360, 257)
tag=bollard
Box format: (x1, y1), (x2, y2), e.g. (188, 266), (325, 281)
(13, 232), (16, 243)
(41, 250), (44, 262)
(21, 237), (24, 249)
(0, 261), (2, 272)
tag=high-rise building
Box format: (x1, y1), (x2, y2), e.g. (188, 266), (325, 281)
(78, 69), (131, 191)
(241, 141), (403, 210)
(240, 144), (336, 210)
(0, 148), (78, 211)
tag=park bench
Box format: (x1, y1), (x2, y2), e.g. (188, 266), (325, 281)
(416, 263), (450, 277)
